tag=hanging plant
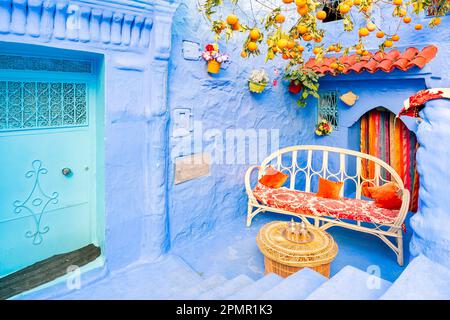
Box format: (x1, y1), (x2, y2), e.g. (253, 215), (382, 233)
(284, 68), (321, 107)
(201, 43), (229, 74)
(248, 69), (269, 93)
(315, 119), (333, 136)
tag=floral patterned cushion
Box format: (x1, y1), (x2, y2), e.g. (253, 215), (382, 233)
(253, 183), (399, 225)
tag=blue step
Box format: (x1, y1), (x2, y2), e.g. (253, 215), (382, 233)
(227, 273), (283, 300)
(198, 275), (254, 300)
(258, 268), (327, 300)
(171, 274), (228, 300)
(306, 266), (391, 300)
(381, 254), (450, 300)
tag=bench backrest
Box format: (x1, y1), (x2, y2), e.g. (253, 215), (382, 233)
(259, 145), (405, 199)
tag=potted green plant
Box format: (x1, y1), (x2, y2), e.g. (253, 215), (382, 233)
(284, 68), (321, 107)
(315, 119), (334, 136)
(248, 69), (269, 93)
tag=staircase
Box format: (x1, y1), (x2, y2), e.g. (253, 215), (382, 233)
(15, 254), (450, 300)
(169, 254), (450, 300)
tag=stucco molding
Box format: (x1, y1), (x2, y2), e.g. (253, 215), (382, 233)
(0, 0), (156, 50)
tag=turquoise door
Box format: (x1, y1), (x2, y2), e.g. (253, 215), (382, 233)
(0, 68), (101, 277)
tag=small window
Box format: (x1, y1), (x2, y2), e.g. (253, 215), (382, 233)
(322, 1), (344, 23)
(318, 91), (339, 130)
(427, 0), (449, 16)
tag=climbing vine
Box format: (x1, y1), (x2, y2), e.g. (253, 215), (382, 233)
(198, 0), (449, 106)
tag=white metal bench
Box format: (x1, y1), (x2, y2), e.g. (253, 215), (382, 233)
(245, 145), (410, 266)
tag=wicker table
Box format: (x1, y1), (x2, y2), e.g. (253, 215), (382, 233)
(256, 221), (338, 278)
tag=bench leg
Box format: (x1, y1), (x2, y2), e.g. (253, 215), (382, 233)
(397, 230), (404, 266)
(246, 204), (255, 227)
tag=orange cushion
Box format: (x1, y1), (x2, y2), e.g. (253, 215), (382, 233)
(367, 182), (402, 210)
(258, 166), (288, 189)
(316, 177), (343, 200)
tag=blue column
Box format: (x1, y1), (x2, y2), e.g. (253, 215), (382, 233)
(410, 98), (450, 266)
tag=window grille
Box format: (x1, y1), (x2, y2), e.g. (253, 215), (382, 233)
(0, 81), (88, 131)
(318, 91), (339, 130)
(321, 0), (344, 23)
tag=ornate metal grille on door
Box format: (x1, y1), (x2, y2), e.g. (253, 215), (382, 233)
(0, 81), (88, 131)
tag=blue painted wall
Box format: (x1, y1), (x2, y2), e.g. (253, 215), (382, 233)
(0, 1), (178, 295)
(167, 1), (450, 252)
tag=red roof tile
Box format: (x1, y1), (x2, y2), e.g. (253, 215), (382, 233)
(304, 45), (438, 76)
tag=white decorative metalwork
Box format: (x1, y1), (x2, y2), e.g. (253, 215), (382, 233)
(318, 91), (339, 130)
(245, 145), (410, 266)
(0, 81), (87, 131)
(13, 160), (59, 245)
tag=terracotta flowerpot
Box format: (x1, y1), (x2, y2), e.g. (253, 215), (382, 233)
(207, 60), (221, 74)
(289, 81), (303, 94)
(249, 81), (267, 93)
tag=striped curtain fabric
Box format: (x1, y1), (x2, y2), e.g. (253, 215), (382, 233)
(360, 109), (419, 212)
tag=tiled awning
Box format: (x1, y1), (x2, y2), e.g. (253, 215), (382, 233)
(304, 45), (438, 75)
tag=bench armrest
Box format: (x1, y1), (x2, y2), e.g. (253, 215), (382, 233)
(245, 165), (261, 204)
(395, 188), (411, 228)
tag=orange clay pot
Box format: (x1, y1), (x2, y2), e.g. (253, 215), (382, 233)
(207, 60), (221, 74)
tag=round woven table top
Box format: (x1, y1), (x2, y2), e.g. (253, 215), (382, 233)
(256, 221), (338, 268)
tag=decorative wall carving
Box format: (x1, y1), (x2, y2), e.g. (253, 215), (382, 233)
(0, 0), (154, 49)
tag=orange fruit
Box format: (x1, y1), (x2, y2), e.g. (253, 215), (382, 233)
(356, 49), (363, 55)
(316, 11), (327, 20)
(338, 65), (345, 72)
(358, 27), (369, 37)
(275, 14), (286, 23)
(330, 62), (339, 69)
(282, 0), (294, 3)
(367, 22), (376, 31)
(393, 0), (402, 5)
(297, 25), (308, 34)
(249, 29), (261, 40)
(403, 16), (411, 23)
(226, 14), (238, 25)
(314, 36), (323, 43)
(434, 17), (441, 25)
(384, 40), (393, 47)
(247, 42), (258, 52)
(287, 40), (296, 49)
(340, 4), (351, 14)
(376, 31), (385, 38)
(282, 53), (290, 60)
(328, 45), (336, 51)
(414, 23), (422, 30)
(277, 39), (288, 49)
(392, 34), (400, 41)
(302, 34), (313, 41)
(353, 0), (361, 5)
(240, 51), (248, 58)
(295, 0), (307, 6)
(334, 46), (341, 52)
(362, 50), (370, 56)
(297, 45), (305, 52)
(297, 6), (309, 16)
(313, 47), (322, 55)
